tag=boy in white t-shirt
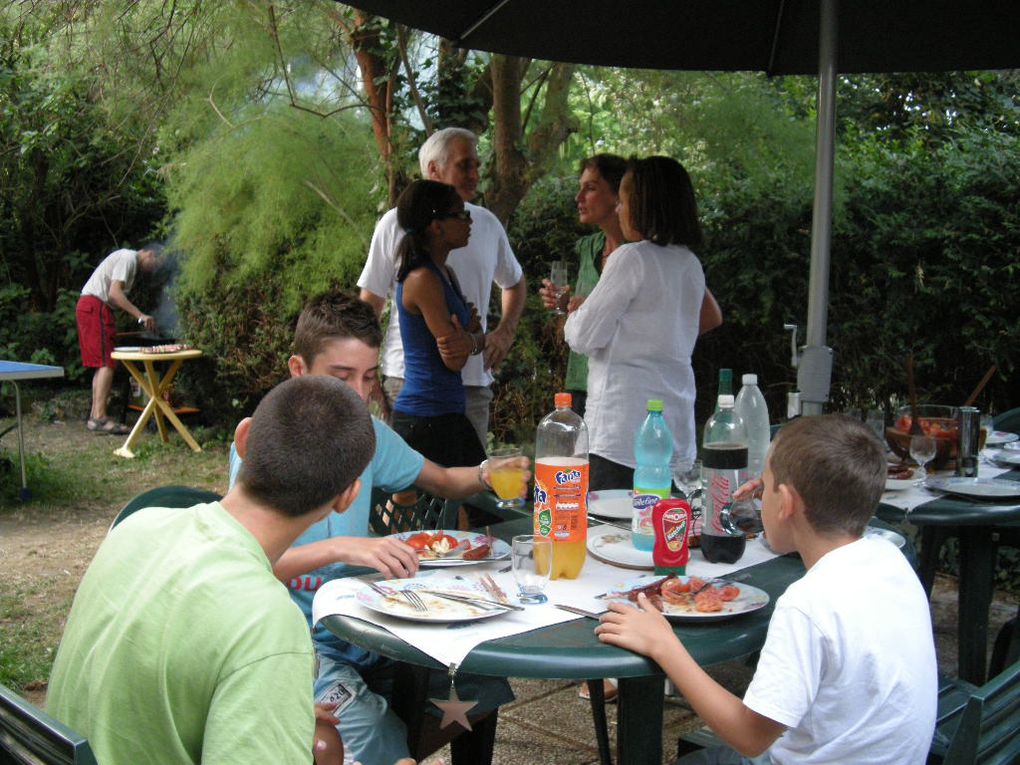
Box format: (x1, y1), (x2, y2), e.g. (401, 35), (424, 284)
(597, 415), (938, 765)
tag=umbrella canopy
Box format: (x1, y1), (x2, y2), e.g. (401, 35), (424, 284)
(340, 0), (1020, 413)
(340, 0), (1019, 75)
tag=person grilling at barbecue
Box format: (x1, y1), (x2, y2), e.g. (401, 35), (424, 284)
(75, 244), (163, 434)
(228, 291), (525, 765)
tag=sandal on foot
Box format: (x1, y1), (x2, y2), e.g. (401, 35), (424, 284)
(87, 417), (130, 435)
(579, 679), (618, 703)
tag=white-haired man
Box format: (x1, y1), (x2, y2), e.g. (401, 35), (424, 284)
(358, 127), (526, 446)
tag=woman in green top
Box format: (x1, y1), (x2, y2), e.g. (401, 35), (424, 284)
(541, 154), (628, 416)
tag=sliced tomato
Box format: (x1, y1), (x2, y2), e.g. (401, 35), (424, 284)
(661, 578), (692, 605)
(429, 532), (459, 549)
(718, 585), (740, 601)
(694, 590), (724, 612)
(404, 533), (432, 551)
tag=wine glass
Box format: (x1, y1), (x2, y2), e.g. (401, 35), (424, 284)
(488, 445), (525, 510)
(549, 261), (569, 315)
(909, 434), (937, 486)
(674, 460), (702, 504)
(511, 535), (551, 604)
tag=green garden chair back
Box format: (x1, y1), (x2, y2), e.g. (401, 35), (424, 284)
(937, 659), (1020, 764)
(0, 683), (97, 765)
(110, 485), (222, 532)
(367, 487), (459, 535)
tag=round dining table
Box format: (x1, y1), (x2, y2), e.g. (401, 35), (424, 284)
(320, 512), (909, 764)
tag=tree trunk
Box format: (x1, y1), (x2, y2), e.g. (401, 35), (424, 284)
(485, 58), (576, 226)
(348, 12), (400, 204)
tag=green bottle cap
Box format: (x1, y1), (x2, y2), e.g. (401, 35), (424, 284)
(647, 399), (664, 412)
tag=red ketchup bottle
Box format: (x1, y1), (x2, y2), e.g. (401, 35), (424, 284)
(653, 499), (692, 575)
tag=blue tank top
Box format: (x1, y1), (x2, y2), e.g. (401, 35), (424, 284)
(395, 259), (471, 416)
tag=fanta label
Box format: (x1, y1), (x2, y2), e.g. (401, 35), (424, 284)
(533, 457), (589, 544)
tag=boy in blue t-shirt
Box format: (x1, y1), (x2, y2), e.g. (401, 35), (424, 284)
(230, 291), (525, 765)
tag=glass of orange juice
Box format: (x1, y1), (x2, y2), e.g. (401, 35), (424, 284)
(489, 445), (525, 510)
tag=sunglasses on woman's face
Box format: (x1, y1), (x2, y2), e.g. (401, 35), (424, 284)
(439, 210), (471, 221)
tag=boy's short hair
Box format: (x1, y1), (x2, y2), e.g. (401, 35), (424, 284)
(292, 292), (383, 366)
(237, 376), (375, 517)
(769, 415), (885, 537)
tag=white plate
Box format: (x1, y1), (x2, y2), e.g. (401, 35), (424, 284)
(866, 527), (906, 549)
(356, 578), (509, 623)
(985, 430), (1018, 446)
(925, 476), (1020, 500)
(1002, 441), (1020, 452)
(114, 346), (142, 352)
(391, 529), (510, 567)
(885, 468), (916, 491)
(988, 449), (1020, 467)
(587, 489), (634, 520)
(586, 524), (653, 570)
(604, 574), (770, 622)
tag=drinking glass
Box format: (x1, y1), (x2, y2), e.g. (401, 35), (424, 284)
(488, 445), (525, 510)
(866, 409), (885, 442)
(511, 535), (552, 604)
(909, 434), (937, 485)
(674, 460), (703, 506)
(979, 414), (994, 450)
(549, 261), (569, 315)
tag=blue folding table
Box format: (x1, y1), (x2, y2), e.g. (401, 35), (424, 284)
(0, 361), (64, 501)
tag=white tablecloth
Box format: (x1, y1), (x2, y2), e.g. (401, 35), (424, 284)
(879, 454), (1011, 512)
(311, 537), (779, 669)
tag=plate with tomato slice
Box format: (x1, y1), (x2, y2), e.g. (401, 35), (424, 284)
(395, 529), (511, 567)
(602, 573), (770, 623)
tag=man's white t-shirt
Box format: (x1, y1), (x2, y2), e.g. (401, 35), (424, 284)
(357, 203), (523, 388)
(744, 535), (938, 764)
(81, 249), (139, 304)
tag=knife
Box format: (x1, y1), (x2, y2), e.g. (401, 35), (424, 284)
(554, 603), (604, 619)
(416, 589), (525, 611)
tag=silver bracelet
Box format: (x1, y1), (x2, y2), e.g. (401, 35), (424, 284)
(478, 459), (490, 490)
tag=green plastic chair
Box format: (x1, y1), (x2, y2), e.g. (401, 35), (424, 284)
(367, 487), (460, 535)
(110, 485), (222, 532)
(932, 659), (1020, 764)
(0, 683), (98, 765)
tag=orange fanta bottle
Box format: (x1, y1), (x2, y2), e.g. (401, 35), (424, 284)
(533, 392), (589, 579)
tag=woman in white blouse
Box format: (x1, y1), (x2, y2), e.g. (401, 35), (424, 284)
(563, 156), (722, 490)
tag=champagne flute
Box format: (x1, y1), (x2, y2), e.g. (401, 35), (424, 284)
(549, 261), (569, 315)
(909, 434), (937, 486)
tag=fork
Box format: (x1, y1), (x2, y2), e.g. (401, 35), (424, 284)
(367, 581), (429, 613)
(400, 588), (430, 613)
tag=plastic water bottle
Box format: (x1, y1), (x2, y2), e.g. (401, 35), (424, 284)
(701, 395), (748, 564)
(734, 373), (770, 478)
(632, 400), (674, 551)
(533, 392), (588, 579)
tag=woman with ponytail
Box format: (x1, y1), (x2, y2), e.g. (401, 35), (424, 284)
(390, 179), (488, 472)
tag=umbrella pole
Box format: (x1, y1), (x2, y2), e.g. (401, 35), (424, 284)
(799, 0), (837, 416)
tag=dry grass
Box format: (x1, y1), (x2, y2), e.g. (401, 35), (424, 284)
(0, 392), (229, 700)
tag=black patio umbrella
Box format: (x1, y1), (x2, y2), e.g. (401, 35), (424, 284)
(339, 0), (1020, 412)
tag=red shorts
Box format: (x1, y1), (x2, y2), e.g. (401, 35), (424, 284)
(76, 295), (117, 368)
